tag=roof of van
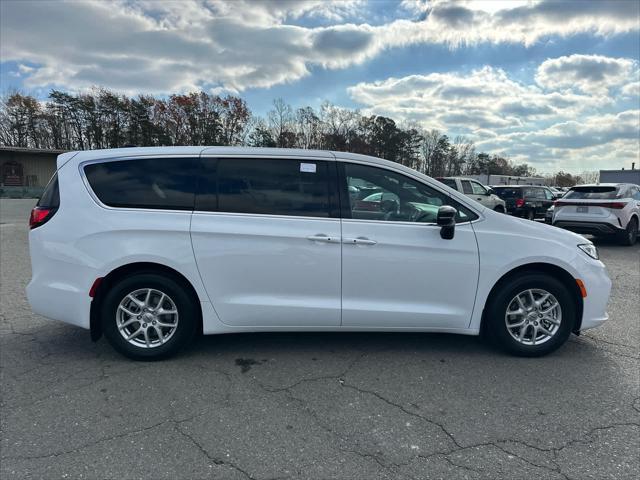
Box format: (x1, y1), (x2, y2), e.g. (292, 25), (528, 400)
(57, 146), (398, 170)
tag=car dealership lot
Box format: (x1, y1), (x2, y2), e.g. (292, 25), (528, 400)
(1, 199), (638, 480)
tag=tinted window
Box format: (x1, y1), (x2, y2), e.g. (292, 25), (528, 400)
(84, 158), (199, 210)
(565, 186), (620, 200)
(438, 178), (458, 190)
(493, 187), (522, 199)
(201, 158), (331, 217)
(343, 163), (476, 223)
(461, 180), (473, 194)
(523, 188), (539, 198)
(38, 173), (59, 208)
(632, 187), (640, 200)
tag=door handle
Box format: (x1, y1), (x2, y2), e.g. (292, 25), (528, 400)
(343, 237), (377, 246)
(307, 234), (338, 243)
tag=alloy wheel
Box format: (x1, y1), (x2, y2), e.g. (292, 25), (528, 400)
(116, 288), (179, 348)
(504, 288), (562, 346)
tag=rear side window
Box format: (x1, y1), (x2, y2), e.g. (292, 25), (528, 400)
(84, 158), (199, 210)
(565, 186), (619, 200)
(38, 173), (59, 208)
(493, 188), (521, 198)
(197, 158), (332, 218)
(461, 180), (473, 194)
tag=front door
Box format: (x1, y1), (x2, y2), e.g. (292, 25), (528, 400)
(340, 162), (480, 329)
(190, 156), (342, 327)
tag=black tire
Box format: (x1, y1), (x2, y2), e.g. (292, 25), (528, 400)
(484, 273), (576, 357)
(525, 209), (535, 221)
(101, 272), (198, 360)
(493, 205), (505, 214)
(617, 217), (638, 246)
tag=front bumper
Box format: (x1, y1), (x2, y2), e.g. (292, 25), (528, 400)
(577, 258), (612, 331)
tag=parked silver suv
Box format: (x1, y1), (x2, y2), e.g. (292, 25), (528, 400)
(437, 177), (506, 212)
(553, 183), (640, 246)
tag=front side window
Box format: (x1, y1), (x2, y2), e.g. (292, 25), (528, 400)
(84, 158), (199, 210)
(543, 188), (554, 200)
(470, 181), (487, 195)
(343, 163), (476, 223)
(198, 158), (332, 217)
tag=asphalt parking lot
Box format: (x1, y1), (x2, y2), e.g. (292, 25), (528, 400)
(1, 198), (638, 480)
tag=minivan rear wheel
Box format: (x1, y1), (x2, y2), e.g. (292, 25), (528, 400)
(101, 273), (197, 360)
(485, 273), (575, 356)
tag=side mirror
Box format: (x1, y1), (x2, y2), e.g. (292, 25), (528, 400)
(487, 188), (494, 195)
(437, 205), (457, 240)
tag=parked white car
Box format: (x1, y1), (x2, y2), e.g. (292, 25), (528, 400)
(436, 177), (506, 212)
(553, 183), (640, 246)
(28, 147), (611, 360)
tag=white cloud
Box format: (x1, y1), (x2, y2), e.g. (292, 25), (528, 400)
(621, 81), (640, 99)
(348, 67), (606, 132)
(1, 0), (638, 94)
(536, 54), (637, 93)
(348, 60), (639, 171)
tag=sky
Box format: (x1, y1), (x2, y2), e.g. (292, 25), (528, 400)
(1, 0), (639, 174)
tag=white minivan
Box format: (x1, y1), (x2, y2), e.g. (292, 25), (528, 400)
(27, 147), (611, 360)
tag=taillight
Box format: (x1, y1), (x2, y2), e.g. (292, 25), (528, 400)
(515, 198), (525, 208)
(607, 202), (628, 209)
(29, 207), (56, 229)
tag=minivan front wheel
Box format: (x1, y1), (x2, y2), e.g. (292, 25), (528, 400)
(485, 273), (575, 356)
(101, 273), (197, 360)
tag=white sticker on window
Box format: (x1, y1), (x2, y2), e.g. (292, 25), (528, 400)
(300, 163), (317, 173)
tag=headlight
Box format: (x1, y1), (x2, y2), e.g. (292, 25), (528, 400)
(578, 243), (599, 260)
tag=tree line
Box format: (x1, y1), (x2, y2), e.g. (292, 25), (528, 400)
(0, 89), (538, 178)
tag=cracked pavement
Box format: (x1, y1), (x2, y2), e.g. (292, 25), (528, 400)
(1, 199), (638, 479)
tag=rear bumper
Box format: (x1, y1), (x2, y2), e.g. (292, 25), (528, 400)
(553, 221), (623, 235)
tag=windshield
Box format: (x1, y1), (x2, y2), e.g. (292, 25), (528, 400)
(565, 186), (619, 200)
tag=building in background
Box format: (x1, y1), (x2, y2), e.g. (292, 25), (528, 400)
(0, 147), (65, 197)
(599, 167), (640, 185)
(468, 174), (546, 187)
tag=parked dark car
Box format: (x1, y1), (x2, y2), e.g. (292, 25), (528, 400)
(492, 185), (555, 220)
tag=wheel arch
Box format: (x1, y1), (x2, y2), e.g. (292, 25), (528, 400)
(89, 262), (203, 341)
(479, 262), (584, 337)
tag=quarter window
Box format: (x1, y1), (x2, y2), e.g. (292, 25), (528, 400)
(198, 158), (332, 217)
(84, 158), (199, 210)
(343, 163), (476, 223)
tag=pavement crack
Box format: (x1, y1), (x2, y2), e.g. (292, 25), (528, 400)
(340, 382), (462, 449)
(173, 423), (257, 480)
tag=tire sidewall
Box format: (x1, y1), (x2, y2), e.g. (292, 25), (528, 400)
(101, 273), (197, 360)
(625, 217), (638, 245)
(486, 273), (575, 357)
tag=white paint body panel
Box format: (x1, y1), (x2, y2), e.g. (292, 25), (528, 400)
(341, 220), (479, 329)
(191, 213), (342, 327)
(27, 147), (611, 339)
